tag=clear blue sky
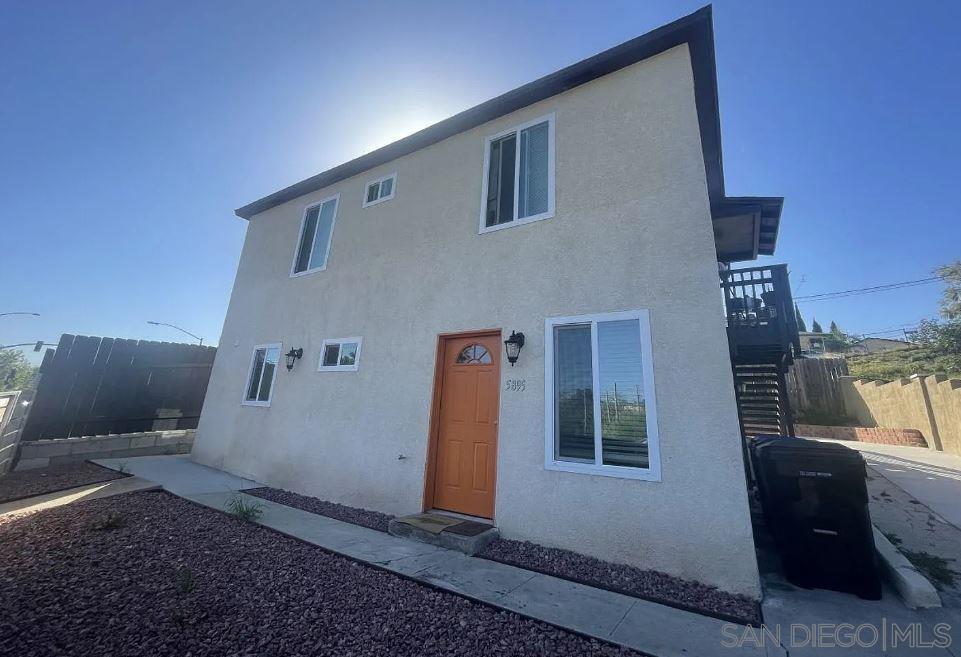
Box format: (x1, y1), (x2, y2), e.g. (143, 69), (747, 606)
(2, 0), (959, 361)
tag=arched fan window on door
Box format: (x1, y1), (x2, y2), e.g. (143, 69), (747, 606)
(455, 344), (491, 365)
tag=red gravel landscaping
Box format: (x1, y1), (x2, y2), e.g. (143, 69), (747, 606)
(243, 486), (395, 533)
(0, 491), (639, 657)
(479, 538), (761, 625)
(0, 461), (127, 504)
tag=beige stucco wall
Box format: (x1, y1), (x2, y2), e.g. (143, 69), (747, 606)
(193, 45), (759, 597)
(841, 375), (961, 455)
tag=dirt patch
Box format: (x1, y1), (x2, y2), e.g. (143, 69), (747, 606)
(0, 490), (636, 656)
(0, 461), (127, 504)
(480, 538), (760, 625)
(243, 486), (394, 533)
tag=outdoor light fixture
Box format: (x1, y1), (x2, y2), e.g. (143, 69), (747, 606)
(285, 347), (303, 371)
(504, 331), (525, 366)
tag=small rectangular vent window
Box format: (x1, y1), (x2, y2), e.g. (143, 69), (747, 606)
(363, 173), (397, 208)
(319, 337), (363, 371)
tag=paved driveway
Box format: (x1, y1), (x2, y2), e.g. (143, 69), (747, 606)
(816, 440), (961, 529)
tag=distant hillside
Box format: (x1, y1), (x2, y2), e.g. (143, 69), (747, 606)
(847, 346), (961, 381)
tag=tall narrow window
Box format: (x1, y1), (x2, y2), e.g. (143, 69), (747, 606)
(486, 134), (516, 227)
(243, 344), (281, 406)
(554, 324), (594, 462)
(545, 310), (660, 481)
(480, 114), (554, 232)
(292, 196), (339, 275)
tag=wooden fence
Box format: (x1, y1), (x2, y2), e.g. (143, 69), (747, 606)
(20, 334), (216, 441)
(787, 357), (849, 420)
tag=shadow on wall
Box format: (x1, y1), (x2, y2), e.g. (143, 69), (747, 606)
(840, 375), (961, 456)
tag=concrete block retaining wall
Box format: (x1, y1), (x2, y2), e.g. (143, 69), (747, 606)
(14, 430), (194, 471)
(795, 424), (928, 448)
(840, 375), (961, 455)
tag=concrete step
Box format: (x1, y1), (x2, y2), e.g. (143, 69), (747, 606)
(388, 512), (499, 556)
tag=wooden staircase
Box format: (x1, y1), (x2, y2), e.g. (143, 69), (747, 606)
(732, 362), (792, 437)
(721, 264), (799, 439)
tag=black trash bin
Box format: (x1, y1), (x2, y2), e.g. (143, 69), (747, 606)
(750, 436), (882, 600)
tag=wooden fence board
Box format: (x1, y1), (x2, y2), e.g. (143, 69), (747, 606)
(788, 357), (850, 420)
(21, 334), (216, 441)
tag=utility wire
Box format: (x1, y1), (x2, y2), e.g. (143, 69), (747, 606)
(795, 276), (942, 302)
(859, 327), (919, 337)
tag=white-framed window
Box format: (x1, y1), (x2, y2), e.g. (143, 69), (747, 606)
(291, 194), (339, 276)
(318, 337), (363, 372)
(479, 113), (555, 234)
(242, 343), (282, 407)
(363, 173), (397, 208)
(544, 309), (660, 481)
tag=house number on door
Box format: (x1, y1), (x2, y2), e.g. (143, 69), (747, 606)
(505, 379), (526, 392)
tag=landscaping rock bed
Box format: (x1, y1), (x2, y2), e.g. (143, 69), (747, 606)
(244, 486), (394, 533)
(0, 461), (127, 504)
(0, 491), (636, 656)
(480, 538), (761, 625)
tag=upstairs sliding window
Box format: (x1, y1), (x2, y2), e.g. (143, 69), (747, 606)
(480, 114), (555, 233)
(292, 195), (339, 275)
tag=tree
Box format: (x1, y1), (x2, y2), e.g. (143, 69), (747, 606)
(795, 304), (807, 332)
(823, 321), (854, 353)
(0, 350), (36, 391)
(811, 319), (823, 334)
(936, 261), (961, 321)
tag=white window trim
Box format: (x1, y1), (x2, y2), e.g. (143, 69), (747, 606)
(318, 336), (363, 372)
(242, 342), (282, 407)
(543, 309), (661, 482)
(478, 112), (556, 235)
(362, 172), (397, 208)
(289, 194), (340, 278)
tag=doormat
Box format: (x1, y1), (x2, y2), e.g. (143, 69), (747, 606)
(444, 520), (493, 537)
(394, 513), (462, 534)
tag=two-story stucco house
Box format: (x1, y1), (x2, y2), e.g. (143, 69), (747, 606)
(193, 7), (789, 599)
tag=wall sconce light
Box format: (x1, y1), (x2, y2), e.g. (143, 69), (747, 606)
(285, 347), (303, 371)
(504, 331), (525, 367)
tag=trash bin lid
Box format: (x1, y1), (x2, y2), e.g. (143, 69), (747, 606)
(753, 436), (866, 471)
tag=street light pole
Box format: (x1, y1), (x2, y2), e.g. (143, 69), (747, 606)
(0, 312), (40, 318)
(146, 321), (204, 346)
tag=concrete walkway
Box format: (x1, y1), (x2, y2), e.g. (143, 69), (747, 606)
(813, 440), (961, 530)
(0, 475), (159, 517)
(93, 455), (781, 657)
(93, 454), (258, 496)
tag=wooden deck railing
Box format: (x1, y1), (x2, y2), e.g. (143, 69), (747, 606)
(720, 264), (800, 361)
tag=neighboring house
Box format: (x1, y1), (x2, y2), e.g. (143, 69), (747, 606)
(194, 7), (791, 598)
(799, 331), (829, 356)
(848, 337), (913, 355)
(799, 333), (912, 357)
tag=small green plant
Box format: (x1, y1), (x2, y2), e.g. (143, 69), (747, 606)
(171, 608), (187, 626)
(226, 496), (263, 522)
(116, 462), (128, 474)
(175, 567), (195, 594)
(89, 512), (126, 531)
(903, 550), (958, 588)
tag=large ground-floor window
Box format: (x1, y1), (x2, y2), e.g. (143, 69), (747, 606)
(544, 310), (660, 481)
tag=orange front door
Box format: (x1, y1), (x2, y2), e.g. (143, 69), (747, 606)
(432, 333), (501, 519)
